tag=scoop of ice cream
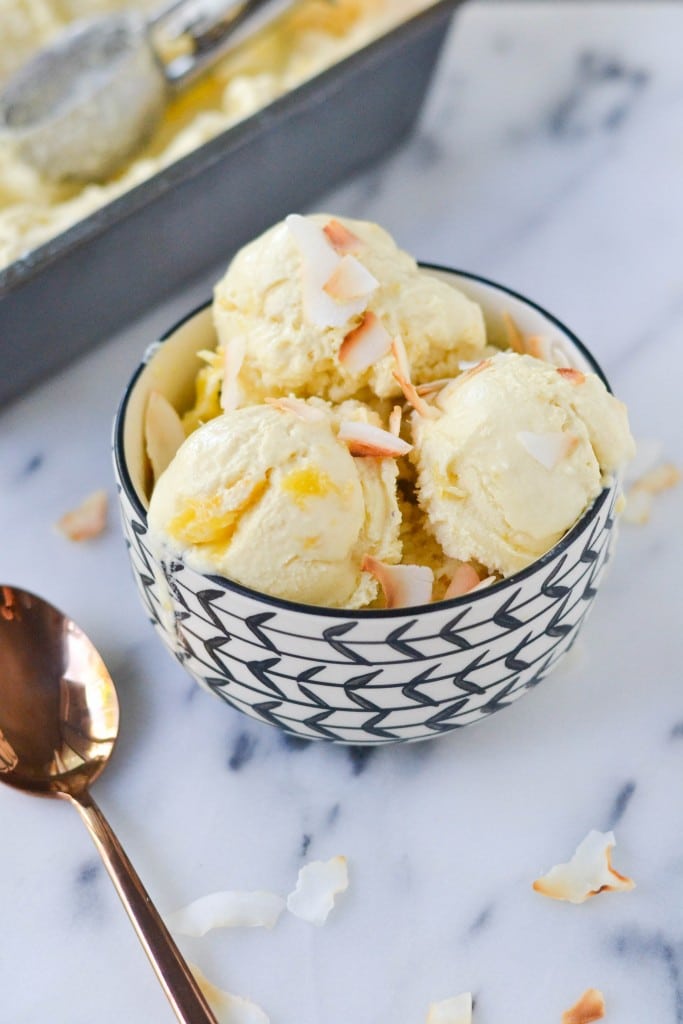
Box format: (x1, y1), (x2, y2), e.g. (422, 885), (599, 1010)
(148, 399), (401, 609)
(211, 213), (486, 408)
(412, 352), (635, 577)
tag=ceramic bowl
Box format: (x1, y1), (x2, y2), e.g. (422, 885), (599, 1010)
(113, 268), (619, 745)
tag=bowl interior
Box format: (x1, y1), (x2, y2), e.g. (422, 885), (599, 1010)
(122, 304), (213, 510)
(119, 269), (602, 514)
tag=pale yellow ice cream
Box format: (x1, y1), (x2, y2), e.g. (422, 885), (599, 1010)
(210, 213), (486, 409)
(146, 211), (636, 609)
(412, 352), (636, 577)
(147, 398), (401, 608)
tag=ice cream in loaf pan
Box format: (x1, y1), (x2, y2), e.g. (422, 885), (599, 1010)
(0, 0), (441, 271)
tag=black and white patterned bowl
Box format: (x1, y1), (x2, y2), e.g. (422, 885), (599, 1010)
(113, 268), (619, 745)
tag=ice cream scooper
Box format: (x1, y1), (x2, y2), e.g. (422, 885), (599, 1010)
(0, 0), (294, 183)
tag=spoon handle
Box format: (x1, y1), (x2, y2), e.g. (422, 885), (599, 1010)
(70, 791), (218, 1024)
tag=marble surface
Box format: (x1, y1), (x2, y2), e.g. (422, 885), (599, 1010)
(1, 3), (682, 1021)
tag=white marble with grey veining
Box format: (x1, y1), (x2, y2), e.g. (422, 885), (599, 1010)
(1, 3), (682, 1021)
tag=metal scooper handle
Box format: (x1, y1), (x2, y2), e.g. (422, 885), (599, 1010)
(149, 0), (296, 87)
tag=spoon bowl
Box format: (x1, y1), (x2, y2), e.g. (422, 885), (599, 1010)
(0, 585), (118, 795)
(0, 584), (217, 1023)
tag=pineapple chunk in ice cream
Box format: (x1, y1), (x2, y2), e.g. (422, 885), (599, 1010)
(148, 399), (401, 609)
(412, 352), (635, 578)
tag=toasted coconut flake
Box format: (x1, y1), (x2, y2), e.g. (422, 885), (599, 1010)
(339, 311), (392, 372)
(55, 489), (108, 541)
(533, 335), (580, 367)
(0, 730), (18, 772)
(389, 405), (402, 436)
(323, 218), (362, 254)
(502, 311), (526, 354)
(190, 964), (270, 1024)
(622, 461), (680, 525)
(362, 555), (433, 608)
(338, 420), (412, 458)
(220, 336), (247, 412)
(415, 378), (454, 397)
(391, 336), (439, 419)
(323, 254), (378, 302)
(426, 992), (472, 1024)
(525, 334), (546, 359)
(562, 988), (605, 1024)
(630, 461), (681, 495)
(621, 487), (653, 525)
(517, 430), (579, 471)
(557, 367), (586, 385)
(145, 390), (185, 483)
(393, 369), (437, 418)
(286, 213), (367, 328)
(444, 563), (481, 599)
(533, 829), (635, 903)
(458, 358), (491, 382)
(264, 397), (326, 422)
(391, 331), (411, 379)
(286, 856), (349, 926)
(502, 313), (577, 366)
(623, 438), (663, 486)
(473, 575), (498, 591)
(167, 890), (285, 937)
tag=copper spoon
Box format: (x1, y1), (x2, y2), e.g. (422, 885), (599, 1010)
(0, 584), (218, 1023)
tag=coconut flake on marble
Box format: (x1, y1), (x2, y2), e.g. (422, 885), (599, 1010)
(167, 890), (285, 937)
(533, 830), (635, 904)
(55, 489), (108, 541)
(426, 992), (473, 1024)
(561, 988), (605, 1024)
(286, 855), (349, 926)
(190, 963), (270, 1024)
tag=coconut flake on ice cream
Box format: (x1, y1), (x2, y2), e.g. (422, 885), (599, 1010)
(210, 213), (486, 408)
(146, 212), (636, 611)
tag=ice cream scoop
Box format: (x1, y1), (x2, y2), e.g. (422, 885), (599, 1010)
(209, 213), (486, 409)
(412, 352), (635, 577)
(148, 398), (401, 608)
(0, 0), (293, 182)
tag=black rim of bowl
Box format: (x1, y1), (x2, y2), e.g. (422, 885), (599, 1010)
(113, 265), (613, 619)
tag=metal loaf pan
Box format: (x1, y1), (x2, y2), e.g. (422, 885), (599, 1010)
(0, 1), (460, 406)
